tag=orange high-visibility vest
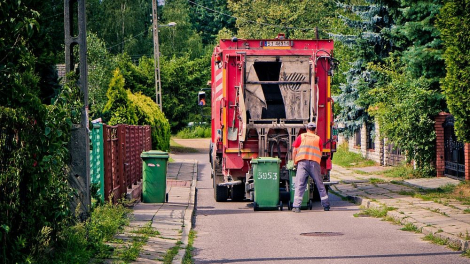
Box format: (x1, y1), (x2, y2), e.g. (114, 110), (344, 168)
(294, 133), (322, 164)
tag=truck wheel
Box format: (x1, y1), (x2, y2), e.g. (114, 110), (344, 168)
(214, 185), (228, 202)
(231, 184), (245, 201)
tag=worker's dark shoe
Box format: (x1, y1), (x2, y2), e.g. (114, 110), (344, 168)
(324, 206), (330, 211)
(292, 207), (301, 213)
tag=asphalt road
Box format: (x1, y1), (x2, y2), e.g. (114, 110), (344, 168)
(171, 139), (470, 264)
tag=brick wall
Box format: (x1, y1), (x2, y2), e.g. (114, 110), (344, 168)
(434, 112), (449, 177)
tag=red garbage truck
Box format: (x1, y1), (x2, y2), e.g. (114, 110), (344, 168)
(208, 34), (338, 205)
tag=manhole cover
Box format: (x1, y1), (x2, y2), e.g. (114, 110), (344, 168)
(300, 232), (344, 237)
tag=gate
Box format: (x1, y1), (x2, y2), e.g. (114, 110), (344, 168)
(386, 144), (405, 166)
(443, 115), (465, 178)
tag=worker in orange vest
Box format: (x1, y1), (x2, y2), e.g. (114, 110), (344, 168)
(291, 122), (330, 212)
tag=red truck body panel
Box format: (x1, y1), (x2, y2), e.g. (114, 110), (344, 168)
(210, 36), (336, 186)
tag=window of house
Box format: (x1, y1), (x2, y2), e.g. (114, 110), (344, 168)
(355, 127), (361, 147)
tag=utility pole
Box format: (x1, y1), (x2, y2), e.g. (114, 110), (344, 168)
(64, 0), (91, 219)
(152, 0), (162, 111)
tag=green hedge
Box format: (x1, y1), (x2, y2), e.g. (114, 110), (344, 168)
(128, 91), (171, 151)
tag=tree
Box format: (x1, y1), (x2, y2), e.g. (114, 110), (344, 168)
(102, 69), (138, 125)
(437, 0), (470, 142)
(368, 60), (442, 174)
(227, 0), (334, 39)
(334, 1), (393, 136)
(87, 0), (153, 56)
(188, 0), (236, 45)
(87, 33), (117, 119)
(160, 54), (211, 132)
(159, 0), (204, 59)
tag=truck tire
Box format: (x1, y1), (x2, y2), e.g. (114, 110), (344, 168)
(231, 184), (245, 201)
(215, 185), (228, 202)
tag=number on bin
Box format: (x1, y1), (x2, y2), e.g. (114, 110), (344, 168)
(257, 171), (277, 180)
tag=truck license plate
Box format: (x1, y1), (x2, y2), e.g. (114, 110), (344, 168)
(265, 40), (290, 47)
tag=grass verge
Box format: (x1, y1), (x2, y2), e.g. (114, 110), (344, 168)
(400, 223), (420, 233)
(183, 230), (197, 264)
(176, 126), (211, 139)
(332, 143), (377, 168)
(354, 205), (397, 218)
(407, 182), (470, 205)
(170, 138), (199, 154)
(163, 241), (183, 263)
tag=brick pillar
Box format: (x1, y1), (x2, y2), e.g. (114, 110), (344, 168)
(435, 112), (450, 177)
(465, 143), (470, 181)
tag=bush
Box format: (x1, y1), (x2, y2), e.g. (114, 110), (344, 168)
(176, 126), (211, 139)
(41, 201), (131, 263)
(128, 91), (171, 151)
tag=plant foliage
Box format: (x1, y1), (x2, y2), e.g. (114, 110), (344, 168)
(437, 0), (470, 143)
(128, 91), (171, 151)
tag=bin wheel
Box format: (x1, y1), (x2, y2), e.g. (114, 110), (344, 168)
(309, 199), (313, 210)
(287, 201), (292, 210)
(253, 202), (259, 211)
(166, 193), (169, 203)
(279, 201), (283, 211)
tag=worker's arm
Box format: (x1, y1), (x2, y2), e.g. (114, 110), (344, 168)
(292, 135), (302, 164)
(292, 147), (298, 161)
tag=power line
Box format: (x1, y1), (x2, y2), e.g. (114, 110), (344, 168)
(106, 29), (149, 51)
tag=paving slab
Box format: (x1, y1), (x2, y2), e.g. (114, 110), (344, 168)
(103, 159), (197, 264)
(331, 164), (470, 252)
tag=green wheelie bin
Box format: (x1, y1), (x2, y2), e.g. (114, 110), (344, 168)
(286, 161), (312, 210)
(251, 157), (282, 211)
(141, 150), (169, 203)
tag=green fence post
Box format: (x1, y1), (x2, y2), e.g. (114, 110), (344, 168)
(90, 123), (105, 202)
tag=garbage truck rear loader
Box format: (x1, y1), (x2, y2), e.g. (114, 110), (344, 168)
(209, 34), (338, 205)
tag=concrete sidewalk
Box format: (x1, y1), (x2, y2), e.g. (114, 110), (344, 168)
(119, 159), (197, 264)
(331, 165), (470, 251)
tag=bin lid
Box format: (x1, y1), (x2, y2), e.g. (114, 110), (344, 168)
(250, 157), (280, 164)
(141, 150), (169, 158)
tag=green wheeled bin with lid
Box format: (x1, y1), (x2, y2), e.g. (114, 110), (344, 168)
(141, 150), (169, 203)
(251, 157), (282, 211)
(286, 160), (312, 210)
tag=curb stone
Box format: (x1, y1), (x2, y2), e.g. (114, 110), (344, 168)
(349, 192), (470, 252)
(172, 160), (198, 264)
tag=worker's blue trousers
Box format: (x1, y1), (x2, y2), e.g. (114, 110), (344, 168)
(293, 160), (330, 208)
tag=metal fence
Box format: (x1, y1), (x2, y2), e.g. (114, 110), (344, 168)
(91, 124), (151, 203)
